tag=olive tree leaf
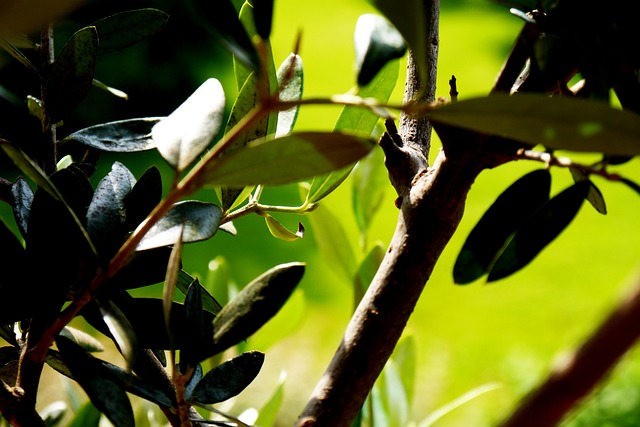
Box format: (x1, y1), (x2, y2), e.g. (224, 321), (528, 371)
(182, 279), (207, 369)
(620, 177), (640, 196)
(212, 262), (305, 354)
(0, 139), (58, 199)
(353, 147), (387, 236)
(98, 360), (175, 408)
(355, 14), (406, 87)
(62, 118), (162, 152)
(108, 247), (172, 291)
(276, 53), (304, 138)
(40, 401), (67, 427)
(454, 169), (551, 284)
(487, 181), (590, 282)
(136, 201), (223, 251)
(198, 132), (375, 187)
(124, 166), (162, 229)
(11, 176), (33, 238)
(0, 38), (36, 71)
(570, 167), (607, 214)
(252, 0), (274, 39)
(189, 0), (259, 70)
(59, 326), (104, 353)
(254, 372), (286, 427)
(45, 26), (98, 122)
(189, 351), (264, 405)
(162, 229), (183, 351)
(428, 94), (640, 156)
(355, 242), (386, 300)
(263, 214), (304, 242)
(152, 78), (226, 171)
(92, 8), (169, 55)
(177, 271), (223, 315)
(66, 401), (101, 427)
(96, 297), (139, 373)
(92, 79), (128, 99)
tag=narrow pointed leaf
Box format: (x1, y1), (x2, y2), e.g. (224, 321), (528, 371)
(189, 351), (264, 404)
(96, 297), (139, 372)
(0, 139), (58, 200)
(212, 262), (305, 354)
(182, 279), (205, 369)
(163, 228), (183, 350)
(252, 0), (274, 39)
(45, 26), (98, 122)
(98, 360), (175, 408)
(263, 214), (304, 242)
(454, 169), (551, 284)
(92, 9), (169, 55)
(0, 39), (36, 71)
(177, 271), (223, 315)
(620, 177), (640, 196)
(136, 201), (223, 251)
(184, 363), (203, 401)
(41, 401), (67, 427)
(153, 78), (225, 171)
(428, 95), (640, 156)
(255, 372), (286, 427)
(199, 132), (375, 187)
(353, 147), (387, 235)
(59, 326), (104, 353)
(11, 176), (32, 238)
(66, 401), (101, 427)
(276, 54), (304, 137)
(570, 168), (607, 214)
(355, 242), (386, 298)
(124, 166), (162, 229)
(190, 0), (259, 70)
(92, 79), (128, 99)
(63, 118), (162, 152)
(355, 14), (406, 87)
(109, 247), (172, 291)
(487, 181), (590, 282)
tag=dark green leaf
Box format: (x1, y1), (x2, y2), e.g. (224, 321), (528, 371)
(189, 351), (264, 404)
(0, 139), (58, 200)
(56, 336), (135, 427)
(182, 279), (205, 369)
(87, 162), (136, 258)
(63, 118), (162, 152)
(137, 201), (223, 251)
(92, 9), (169, 55)
(96, 297), (139, 372)
(152, 79), (225, 171)
(620, 177), (640, 196)
(162, 228), (183, 349)
(199, 132), (375, 187)
(355, 242), (386, 299)
(570, 168), (607, 215)
(11, 177), (32, 238)
(66, 401), (101, 427)
(276, 53), (304, 137)
(212, 262), (304, 354)
(454, 170), (552, 284)
(177, 271), (223, 315)
(45, 26), (98, 122)
(252, 0), (274, 39)
(428, 95), (640, 156)
(263, 214), (304, 242)
(98, 360), (175, 408)
(109, 248), (172, 291)
(353, 148), (387, 235)
(59, 326), (104, 353)
(487, 181), (589, 282)
(44, 349), (73, 378)
(189, 0), (259, 70)
(0, 346), (20, 385)
(0, 39), (36, 71)
(124, 166), (162, 229)
(355, 14), (406, 87)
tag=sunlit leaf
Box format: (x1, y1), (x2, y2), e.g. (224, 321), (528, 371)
(353, 147), (387, 236)
(92, 9), (169, 55)
(276, 53), (304, 137)
(248, 289), (305, 351)
(59, 326), (104, 353)
(153, 78), (226, 171)
(40, 401), (67, 427)
(212, 262), (305, 354)
(66, 401), (101, 427)
(199, 132), (375, 187)
(263, 214), (304, 242)
(10, 176), (32, 238)
(418, 383), (502, 427)
(0, 346), (20, 385)
(428, 95), (640, 156)
(63, 118), (162, 152)
(487, 181), (589, 282)
(255, 372), (286, 427)
(96, 297), (139, 372)
(189, 351), (264, 404)
(379, 360), (410, 427)
(252, 0), (274, 39)
(189, 0), (259, 70)
(355, 242), (385, 300)
(454, 169), (551, 284)
(45, 26), (98, 122)
(92, 79), (128, 99)
(136, 201), (223, 251)
(393, 335), (416, 407)
(570, 167), (607, 214)
(355, 14), (406, 87)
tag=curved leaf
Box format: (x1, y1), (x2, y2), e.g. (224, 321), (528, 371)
(182, 279), (207, 369)
(136, 201), (223, 251)
(428, 95), (640, 156)
(620, 177), (640, 196)
(487, 181), (590, 282)
(570, 167), (607, 215)
(66, 401), (101, 427)
(63, 118), (162, 152)
(92, 9), (169, 55)
(199, 132), (375, 187)
(353, 147), (387, 236)
(7, 177), (31, 238)
(59, 326), (104, 353)
(252, 0), (274, 39)
(212, 262), (305, 354)
(98, 360), (175, 408)
(263, 214), (304, 242)
(454, 169), (551, 284)
(355, 14), (406, 87)
(0, 139), (58, 199)
(0, 39), (36, 71)
(276, 53), (304, 137)
(96, 297), (139, 372)
(109, 248), (172, 291)
(124, 166), (162, 229)
(189, 351), (264, 405)
(177, 271), (223, 315)
(41, 401), (67, 427)
(45, 26), (98, 122)
(153, 79), (226, 171)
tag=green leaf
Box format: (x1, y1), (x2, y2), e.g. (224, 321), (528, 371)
(199, 132), (375, 187)
(182, 278), (206, 369)
(212, 262), (305, 354)
(418, 383), (501, 427)
(136, 201), (223, 251)
(96, 297), (139, 373)
(66, 401), (101, 427)
(255, 372), (286, 427)
(487, 181), (589, 282)
(353, 147), (387, 236)
(190, 0), (259, 70)
(0, 139), (59, 200)
(248, 289), (305, 351)
(45, 26), (98, 122)
(204, 257), (233, 307)
(59, 327), (104, 353)
(124, 166), (162, 229)
(378, 360), (410, 427)
(252, 0), (274, 39)
(454, 169), (551, 284)
(98, 360), (175, 408)
(355, 14), (406, 87)
(177, 271), (223, 315)
(620, 177), (640, 196)
(0, 39), (36, 71)
(428, 95), (640, 156)
(109, 248), (172, 291)
(162, 228), (183, 350)
(40, 401), (67, 427)
(570, 168), (607, 215)
(92, 9), (169, 55)
(263, 214), (304, 242)
(393, 335), (416, 407)
(63, 118), (162, 152)
(366, 0), (428, 91)
(152, 79), (226, 171)
(276, 53), (304, 137)
(355, 242), (386, 300)
(56, 336), (135, 427)
(189, 351), (264, 404)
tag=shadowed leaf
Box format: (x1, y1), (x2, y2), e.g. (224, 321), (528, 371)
(96, 297), (139, 372)
(59, 326), (104, 353)
(177, 271), (223, 315)
(92, 9), (169, 55)
(63, 118), (161, 152)
(355, 14), (406, 87)
(182, 279), (206, 369)
(570, 167), (607, 214)
(252, 0), (274, 39)
(124, 166), (162, 229)
(11, 177), (32, 238)
(0, 139), (58, 199)
(66, 401), (101, 427)
(0, 39), (36, 71)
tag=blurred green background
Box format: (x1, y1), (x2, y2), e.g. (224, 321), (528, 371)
(4, 0), (639, 425)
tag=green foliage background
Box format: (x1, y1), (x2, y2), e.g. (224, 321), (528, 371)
(7, 0), (638, 425)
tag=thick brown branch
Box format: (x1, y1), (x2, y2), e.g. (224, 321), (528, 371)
(500, 274), (640, 426)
